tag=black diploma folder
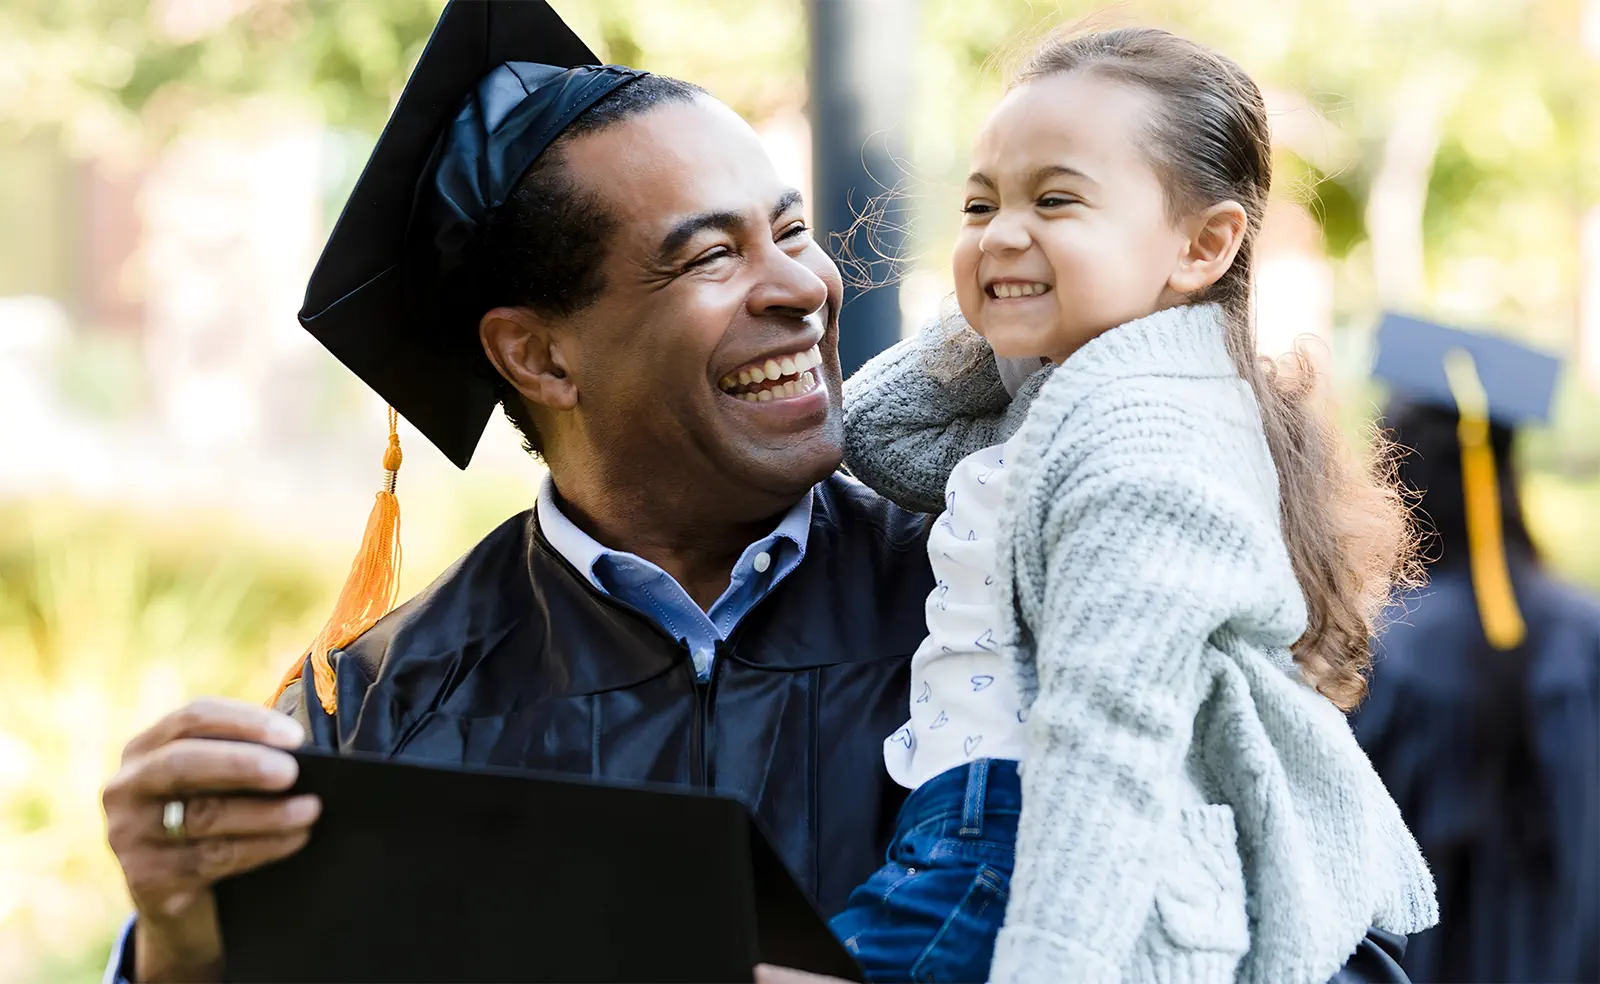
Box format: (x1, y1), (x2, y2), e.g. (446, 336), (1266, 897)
(215, 748), (863, 982)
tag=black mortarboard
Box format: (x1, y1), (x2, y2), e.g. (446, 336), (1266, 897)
(300, 0), (648, 469)
(1372, 312), (1562, 428)
(215, 749), (863, 982)
(272, 2), (648, 717)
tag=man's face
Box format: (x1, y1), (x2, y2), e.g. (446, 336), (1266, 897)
(543, 97), (845, 512)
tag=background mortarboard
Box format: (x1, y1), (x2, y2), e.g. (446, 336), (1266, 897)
(1372, 311), (1564, 650)
(214, 749), (863, 983)
(1372, 312), (1562, 427)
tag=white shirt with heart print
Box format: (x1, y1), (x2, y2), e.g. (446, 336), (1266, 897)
(883, 432), (1029, 790)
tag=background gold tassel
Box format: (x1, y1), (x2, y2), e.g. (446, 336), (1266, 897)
(269, 408), (404, 713)
(1442, 350), (1526, 651)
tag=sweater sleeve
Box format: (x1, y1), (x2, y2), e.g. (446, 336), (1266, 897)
(990, 428), (1289, 982)
(842, 320), (1049, 513)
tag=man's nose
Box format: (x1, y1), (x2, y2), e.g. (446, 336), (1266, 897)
(980, 209), (1032, 255)
(746, 245), (830, 320)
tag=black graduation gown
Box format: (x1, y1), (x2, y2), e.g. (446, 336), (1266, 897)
(283, 475), (932, 916)
(279, 474), (1415, 981)
(1354, 567), (1600, 984)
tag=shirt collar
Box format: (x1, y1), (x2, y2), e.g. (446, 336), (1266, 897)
(535, 474), (814, 589)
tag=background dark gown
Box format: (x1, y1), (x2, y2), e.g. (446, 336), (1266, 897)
(1353, 564), (1600, 983)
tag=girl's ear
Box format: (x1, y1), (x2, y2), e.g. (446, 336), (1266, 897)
(1168, 200), (1249, 297)
(479, 306), (579, 412)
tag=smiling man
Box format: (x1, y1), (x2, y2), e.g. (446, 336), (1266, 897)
(98, 4), (932, 981)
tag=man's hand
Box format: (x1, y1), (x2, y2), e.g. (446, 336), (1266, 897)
(753, 965), (858, 984)
(102, 698), (320, 982)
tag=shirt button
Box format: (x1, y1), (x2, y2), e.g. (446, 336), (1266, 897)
(752, 551), (772, 573)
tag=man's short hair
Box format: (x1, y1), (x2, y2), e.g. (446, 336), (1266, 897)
(477, 74), (706, 457)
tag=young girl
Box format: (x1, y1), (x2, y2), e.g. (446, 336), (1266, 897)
(829, 27), (1438, 984)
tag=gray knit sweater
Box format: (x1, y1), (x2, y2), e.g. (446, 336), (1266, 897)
(842, 304), (1437, 984)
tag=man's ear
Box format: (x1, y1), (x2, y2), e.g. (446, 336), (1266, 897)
(1167, 200), (1249, 297)
(479, 306), (578, 411)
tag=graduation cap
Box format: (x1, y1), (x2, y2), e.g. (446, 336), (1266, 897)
(1372, 312), (1564, 650)
(303, 0), (646, 468)
(272, 1), (651, 714)
(1373, 312), (1561, 427)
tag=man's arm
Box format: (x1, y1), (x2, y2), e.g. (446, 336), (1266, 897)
(842, 317), (1049, 513)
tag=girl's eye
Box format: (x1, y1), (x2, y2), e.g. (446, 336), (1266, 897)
(1038, 195), (1079, 208)
(961, 202), (996, 215)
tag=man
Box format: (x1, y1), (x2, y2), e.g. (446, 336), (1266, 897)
(103, 5), (927, 980)
(100, 3), (1409, 981)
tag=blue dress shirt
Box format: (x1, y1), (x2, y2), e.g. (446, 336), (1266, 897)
(536, 476), (811, 680)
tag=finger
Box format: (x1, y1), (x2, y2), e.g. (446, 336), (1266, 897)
(117, 738), (299, 800)
(123, 698), (304, 760)
(753, 966), (852, 984)
(140, 793), (321, 843)
(174, 829), (313, 885)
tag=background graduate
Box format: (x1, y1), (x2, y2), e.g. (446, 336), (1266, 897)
(1355, 314), (1600, 984)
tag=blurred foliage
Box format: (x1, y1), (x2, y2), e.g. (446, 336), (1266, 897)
(0, 0), (805, 148)
(0, 504), (333, 983)
(0, 0), (447, 141)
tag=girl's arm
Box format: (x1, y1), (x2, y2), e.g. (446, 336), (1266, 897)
(841, 318), (1050, 513)
(990, 407), (1294, 982)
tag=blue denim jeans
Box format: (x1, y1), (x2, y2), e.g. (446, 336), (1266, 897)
(830, 759), (1020, 983)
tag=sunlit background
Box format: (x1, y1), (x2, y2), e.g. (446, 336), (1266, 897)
(2, 1), (1599, 980)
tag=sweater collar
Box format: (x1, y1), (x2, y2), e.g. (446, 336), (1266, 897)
(1058, 302), (1235, 381)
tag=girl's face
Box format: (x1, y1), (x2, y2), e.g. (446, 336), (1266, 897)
(952, 71), (1192, 363)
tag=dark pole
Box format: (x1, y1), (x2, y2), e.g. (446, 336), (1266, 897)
(805, 0), (917, 378)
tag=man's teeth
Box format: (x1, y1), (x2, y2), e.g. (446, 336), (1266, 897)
(718, 346), (823, 396)
(730, 369), (820, 403)
(991, 282), (1050, 298)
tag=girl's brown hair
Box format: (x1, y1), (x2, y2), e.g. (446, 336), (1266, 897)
(1011, 27), (1418, 709)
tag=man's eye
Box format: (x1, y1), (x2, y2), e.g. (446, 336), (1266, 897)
(961, 202), (996, 215)
(687, 247), (733, 269)
(779, 222), (810, 241)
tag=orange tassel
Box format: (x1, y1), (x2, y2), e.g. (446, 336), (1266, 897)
(269, 408), (404, 713)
